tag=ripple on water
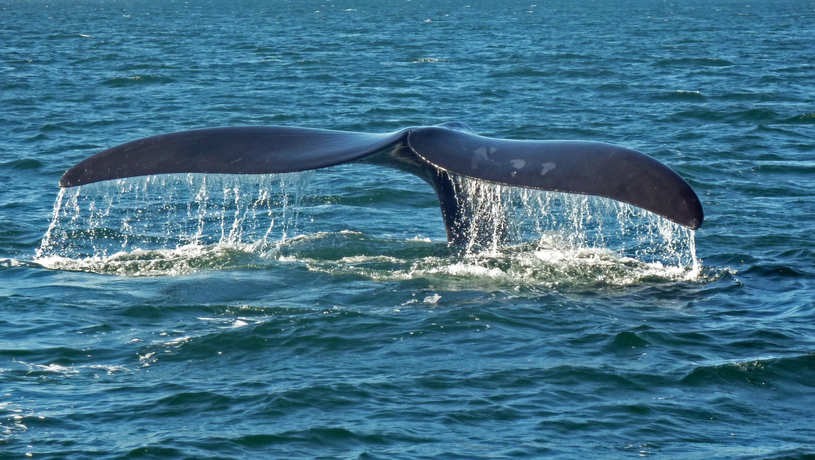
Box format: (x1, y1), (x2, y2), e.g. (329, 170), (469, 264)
(680, 354), (815, 390)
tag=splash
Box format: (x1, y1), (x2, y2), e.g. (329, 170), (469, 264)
(36, 173), (312, 266)
(450, 174), (699, 272)
(35, 171), (700, 285)
(282, 231), (702, 290)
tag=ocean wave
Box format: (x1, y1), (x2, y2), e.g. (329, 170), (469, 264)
(1, 158), (43, 170)
(101, 75), (176, 87)
(671, 108), (780, 123)
(651, 90), (706, 101)
(680, 354), (815, 388)
(487, 66), (553, 78)
(783, 112), (815, 124)
(4, 358), (130, 382)
(654, 57), (735, 67)
(741, 263), (811, 279)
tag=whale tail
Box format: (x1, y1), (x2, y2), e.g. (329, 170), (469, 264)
(59, 124), (703, 244)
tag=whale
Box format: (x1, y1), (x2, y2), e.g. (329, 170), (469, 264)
(59, 122), (703, 245)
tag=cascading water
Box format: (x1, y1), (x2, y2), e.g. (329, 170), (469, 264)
(35, 173), (313, 275)
(450, 174), (699, 269)
(35, 170), (700, 286)
(437, 174), (701, 288)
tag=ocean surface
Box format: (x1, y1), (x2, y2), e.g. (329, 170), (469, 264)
(2, 0), (814, 458)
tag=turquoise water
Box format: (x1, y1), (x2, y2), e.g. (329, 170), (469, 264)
(2, 0), (815, 458)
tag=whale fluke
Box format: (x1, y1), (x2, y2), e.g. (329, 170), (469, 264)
(59, 123), (703, 244)
(59, 126), (407, 186)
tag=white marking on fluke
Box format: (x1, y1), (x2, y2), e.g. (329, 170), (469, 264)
(510, 159), (526, 169)
(540, 162), (556, 176)
(471, 146), (490, 169)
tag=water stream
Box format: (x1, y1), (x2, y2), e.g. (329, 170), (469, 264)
(35, 171), (700, 288)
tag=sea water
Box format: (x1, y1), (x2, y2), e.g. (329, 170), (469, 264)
(1, 0), (814, 457)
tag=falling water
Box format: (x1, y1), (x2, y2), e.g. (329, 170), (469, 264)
(35, 173), (313, 275)
(451, 175), (698, 266)
(35, 171), (699, 284)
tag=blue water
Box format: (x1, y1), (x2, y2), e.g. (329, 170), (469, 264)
(2, 0), (815, 458)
